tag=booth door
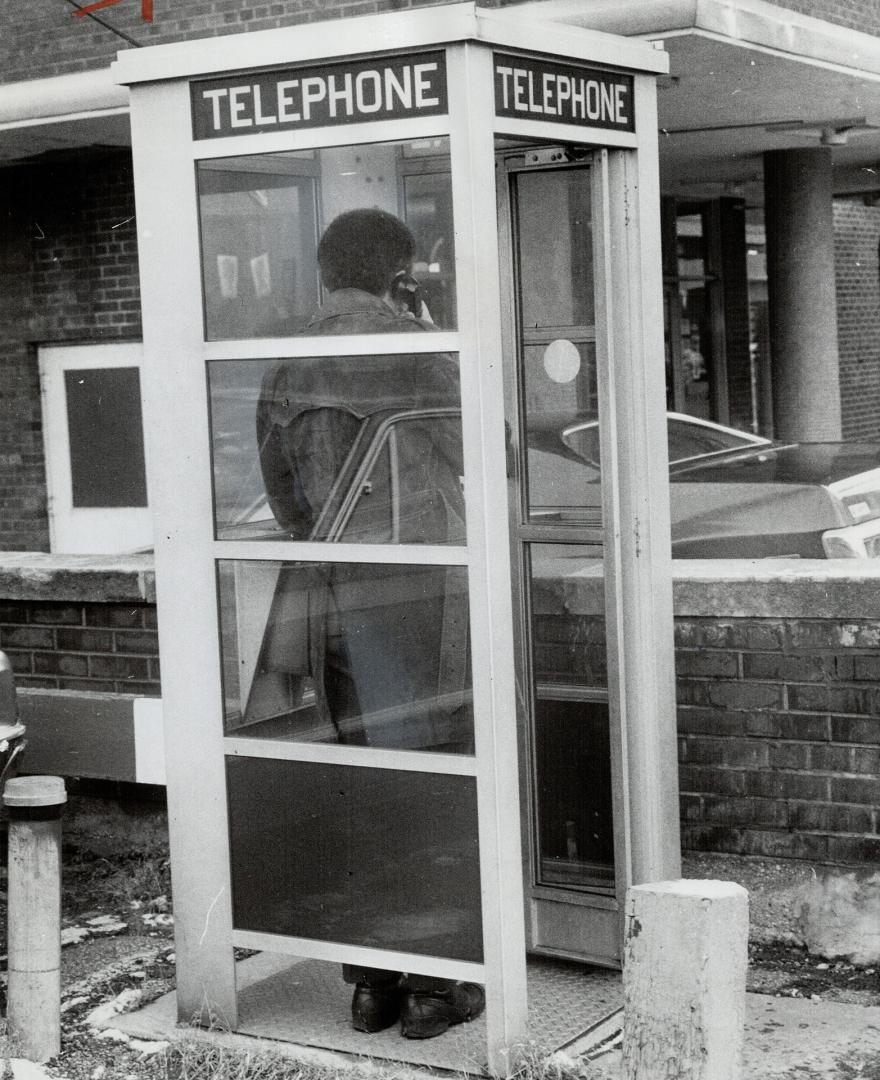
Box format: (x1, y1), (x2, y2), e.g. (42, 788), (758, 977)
(499, 153), (622, 966)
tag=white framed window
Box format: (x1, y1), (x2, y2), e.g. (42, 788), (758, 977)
(39, 342), (153, 554)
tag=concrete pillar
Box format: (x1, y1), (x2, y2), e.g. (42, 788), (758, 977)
(4, 776), (66, 1063)
(763, 147), (842, 441)
(622, 879), (749, 1080)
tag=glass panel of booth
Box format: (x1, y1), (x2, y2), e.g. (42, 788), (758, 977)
(208, 354), (464, 543)
(218, 558), (473, 754)
(196, 137), (456, 339)
(501, 152), (601, 528)
(527, 544), (612, 894)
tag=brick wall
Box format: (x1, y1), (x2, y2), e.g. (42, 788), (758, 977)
(534, 564), (880, 868)
(0, 0), (870, 87)
(677, 615), (880, 865)
(0, 557), (876, 865)
(536, 609), (880, 866)
(834, 198), (880, 441)
(766, 0), (880, 36)
(0, 599), (159, 696)
(0, 0), (453, 84)
(0, 148), (141, 551)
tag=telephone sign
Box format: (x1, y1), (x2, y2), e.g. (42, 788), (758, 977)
(494, 52), (634, 131)
(191, 51), (447, 139)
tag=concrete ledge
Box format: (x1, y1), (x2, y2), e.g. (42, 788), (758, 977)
(1, 551), (878, 617)
(532, 558), (880, 618)
(0, 554), (155, 604)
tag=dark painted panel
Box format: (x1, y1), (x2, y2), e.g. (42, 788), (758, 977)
(227, 756), (483, 962)
(16, 690), (137, 781)
(64, 367), (148, 508)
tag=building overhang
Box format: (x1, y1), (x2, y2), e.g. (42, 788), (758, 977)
(3, 0), (880, 200)
(0, 68), (129, 166)
(512, 0), (880, 199)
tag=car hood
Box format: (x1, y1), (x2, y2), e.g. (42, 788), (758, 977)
(672, 442), (880, 530)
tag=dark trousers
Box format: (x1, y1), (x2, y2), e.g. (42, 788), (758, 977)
(342, 965), (451, 993)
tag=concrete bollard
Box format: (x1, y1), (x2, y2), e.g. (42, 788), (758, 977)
(4, 775), (66, 1063)
(622, 879), (749, 1080)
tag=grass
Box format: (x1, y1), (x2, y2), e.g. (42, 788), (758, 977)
(157, 1036), (609, 1080)
(162, 1042), (337, 1080)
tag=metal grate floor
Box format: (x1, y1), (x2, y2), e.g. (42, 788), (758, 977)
(105, 951), (621, 1074)
(234, 952), (622, 1073)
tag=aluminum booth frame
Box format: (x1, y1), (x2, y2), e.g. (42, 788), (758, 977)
(114, 6), (678, 1072)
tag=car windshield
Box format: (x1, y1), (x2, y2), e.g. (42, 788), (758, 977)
(561, 414), (765, 467)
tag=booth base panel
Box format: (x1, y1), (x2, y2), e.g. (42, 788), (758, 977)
(234, 952), (622, 1072)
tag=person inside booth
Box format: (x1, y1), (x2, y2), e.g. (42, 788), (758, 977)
(253, 209), (484, 1040)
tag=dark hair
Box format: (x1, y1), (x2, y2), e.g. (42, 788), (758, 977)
(317, 209), (416, 295)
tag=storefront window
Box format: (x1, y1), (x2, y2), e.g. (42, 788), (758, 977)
(197, 138), (455, 338)
(674, 208), (713, 420)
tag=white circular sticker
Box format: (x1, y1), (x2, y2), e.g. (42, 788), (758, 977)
(543, 339), (581, 384)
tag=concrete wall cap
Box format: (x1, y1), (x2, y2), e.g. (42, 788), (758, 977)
(3, 775), (66, 808)
(629, 878), (749, 899)
(0, 553), (155, 603)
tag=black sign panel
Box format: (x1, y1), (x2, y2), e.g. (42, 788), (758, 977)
(192, 52), (448, 140)
(494, 53), (634, 132)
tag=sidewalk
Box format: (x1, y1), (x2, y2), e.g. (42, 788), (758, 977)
(98, 953), (880, 1079)
(588, 993), (880, 1078)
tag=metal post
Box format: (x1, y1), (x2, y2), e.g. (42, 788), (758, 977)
(4, 775), (67, 1063)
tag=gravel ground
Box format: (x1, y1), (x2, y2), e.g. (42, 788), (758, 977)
(0, 798), (878, 1078)
(683, 850), (880, 1007)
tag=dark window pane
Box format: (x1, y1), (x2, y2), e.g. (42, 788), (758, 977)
(529, 546), (612, 892)
(227, 757), (483, 962)
(64, 367), (147, 508)
(534, 697), (614, 889)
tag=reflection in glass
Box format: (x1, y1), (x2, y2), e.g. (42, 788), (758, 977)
(227, 756), (482, 961)
(528, 545), (612, 891)
(198, 159), (320, 339)
(509, 162), (600, 527)
(197, 138), (456, 339)
(516, 169), (593, 330)
(522, 342), (600, 525)
(401, 170), (456, 328)
(219, 560), (474, 754)
(209, 356), (464, 543)
(675, 207), (713, 420)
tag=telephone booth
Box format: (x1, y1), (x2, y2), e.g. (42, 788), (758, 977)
(114, 6), (678, 1073)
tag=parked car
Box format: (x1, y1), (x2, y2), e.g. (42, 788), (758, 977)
(529, 412), (880, 558)
(217, 406), (880, 558)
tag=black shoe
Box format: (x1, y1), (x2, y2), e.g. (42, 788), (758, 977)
(351, 979), (402, 1033)
(400, 982), (485, 1039)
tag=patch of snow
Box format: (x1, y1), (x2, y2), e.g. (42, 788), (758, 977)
(141, 913), (173, 929)
(85, 916), (128, 935)
(9, 1061), (69, 1080)
(86, 987), (144, 1028)
(94, 1029), (169, 1056)
(61, 995), (90, 1013)
(61, 927), (90, 947)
